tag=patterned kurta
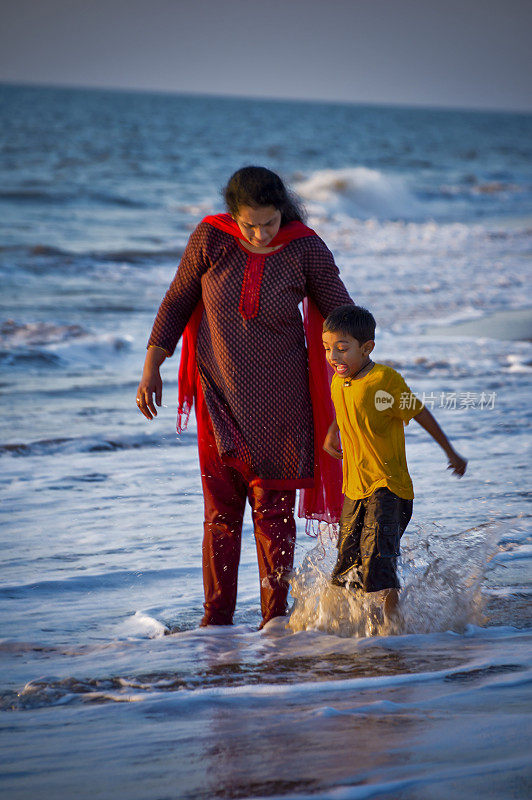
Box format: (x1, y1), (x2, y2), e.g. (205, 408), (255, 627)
(148, 221), (352, 484)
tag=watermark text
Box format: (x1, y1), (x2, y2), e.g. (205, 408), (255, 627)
(399, 391), (497, 410)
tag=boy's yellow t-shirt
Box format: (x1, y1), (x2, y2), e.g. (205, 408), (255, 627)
(331, 363), (424, 501)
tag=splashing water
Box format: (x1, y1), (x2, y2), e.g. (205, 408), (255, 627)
(288, 522), (503, 637)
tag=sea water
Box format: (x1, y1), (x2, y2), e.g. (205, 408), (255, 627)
(0, 85), (531, 799)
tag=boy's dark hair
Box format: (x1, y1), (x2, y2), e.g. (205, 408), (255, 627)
(223, 166), (306, 225)
(323, 304), (376, 344)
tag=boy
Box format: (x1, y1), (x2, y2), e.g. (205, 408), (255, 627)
(322, 305), (467, 620)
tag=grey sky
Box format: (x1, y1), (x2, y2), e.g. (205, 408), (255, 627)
(1, 0), (531, 111)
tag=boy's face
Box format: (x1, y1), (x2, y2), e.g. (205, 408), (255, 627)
(322, 330), (375, 380)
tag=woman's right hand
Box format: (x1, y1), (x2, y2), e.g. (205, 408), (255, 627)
(136, 346), (167, 420)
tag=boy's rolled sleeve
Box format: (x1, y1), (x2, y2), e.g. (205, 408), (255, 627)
(388, 372), (424, 425)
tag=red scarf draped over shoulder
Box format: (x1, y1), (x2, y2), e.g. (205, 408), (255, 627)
(177, 213), (342, 530)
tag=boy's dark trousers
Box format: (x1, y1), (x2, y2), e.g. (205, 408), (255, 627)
(331, 487), (413, 593)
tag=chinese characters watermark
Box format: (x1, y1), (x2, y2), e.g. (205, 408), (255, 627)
(400, 391), (497, 410)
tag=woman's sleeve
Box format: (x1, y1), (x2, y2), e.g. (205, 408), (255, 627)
(303, 237), (353, 317)
(147, 223), (209, 356)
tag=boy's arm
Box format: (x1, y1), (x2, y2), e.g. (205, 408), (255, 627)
(323, 418), (343, 460)
(413, 407), (467, 476)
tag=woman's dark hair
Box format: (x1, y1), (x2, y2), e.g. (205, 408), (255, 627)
(223, 166), (306, 224)
(323, 304), (376, 344)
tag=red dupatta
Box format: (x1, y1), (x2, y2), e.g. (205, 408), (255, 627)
(177, 213), (343, 530)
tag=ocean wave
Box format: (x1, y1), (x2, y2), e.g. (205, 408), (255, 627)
(305, 216), (532, 267)
(96, 246), (182, 264)
(25, 245), (69, 258)
(7, 641), (530, 711)
(87, 192), (151, 209)
(0, 324), (134, 367)
(0, 320), (86, 347)
(0, 430), (195, 457)
(0, 350), (63, 368)
(294, 167), (532, 223)
(434, 180), (525, 199)
(3, 243), (182, 267)
(294, 167), (423, 221)
(0, 567), (191, 600)
(0, 188), (151, 209)
(0, 189), (76, 204)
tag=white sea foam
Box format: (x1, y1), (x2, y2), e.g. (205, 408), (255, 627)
(507, 352), (532, 372)
(121, 611), (169, 639)
(295, 167), (423, 221)
(288, 522), (503, 637)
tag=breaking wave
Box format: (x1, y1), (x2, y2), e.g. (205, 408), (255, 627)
(295, 166), (423, 221)
(0, 321), (134, 368)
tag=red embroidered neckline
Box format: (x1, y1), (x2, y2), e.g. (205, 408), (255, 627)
(204, 214), (317, 321)
(238, 253), (266, 320)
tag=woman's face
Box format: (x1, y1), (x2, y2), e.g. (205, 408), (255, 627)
(233, 205), (282, 248)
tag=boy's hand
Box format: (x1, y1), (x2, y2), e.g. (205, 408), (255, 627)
(323, 420), (343, 460)
(447, 450), (467, 477)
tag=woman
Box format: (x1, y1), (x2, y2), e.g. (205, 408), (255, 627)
(137, 166), (352, 629)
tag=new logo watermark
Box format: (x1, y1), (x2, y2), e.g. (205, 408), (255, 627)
(374, 390), (394, 409)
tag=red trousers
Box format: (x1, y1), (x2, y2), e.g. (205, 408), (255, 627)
(196, 383), (296, 627)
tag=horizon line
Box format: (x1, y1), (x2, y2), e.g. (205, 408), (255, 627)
(2, 79), (531, 117)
